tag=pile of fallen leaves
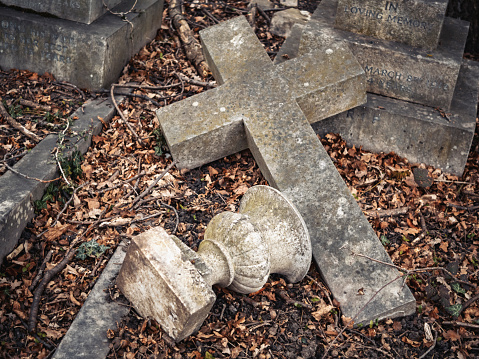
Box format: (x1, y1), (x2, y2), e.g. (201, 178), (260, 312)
(1, 0), (479, 358)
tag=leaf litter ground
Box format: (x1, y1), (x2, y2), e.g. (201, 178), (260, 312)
(1, 0), (479, 358)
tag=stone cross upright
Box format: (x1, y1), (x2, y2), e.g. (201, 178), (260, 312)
(157, 16), (415, 325)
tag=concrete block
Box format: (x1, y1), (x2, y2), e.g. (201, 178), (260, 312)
(313, 60), (479, 176)
(0, 0), (123, 24)
(335, 0), (448, 50)
(299, 0), (469, 110)
(0, 0), (164, 89)
(158, 16), (415, 325)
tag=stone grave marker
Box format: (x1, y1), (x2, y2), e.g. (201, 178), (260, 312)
(118, 186), (312, 341)
(157, 16), (416, 326)
(0, 0), (123, 24)
(277, 0), (478, 176)
(335, 0), (449, 50)
(0, 0), (164, 89)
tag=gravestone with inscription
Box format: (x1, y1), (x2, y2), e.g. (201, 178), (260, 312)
(0, 0), (164, 89)
(277, 0), (478, 176)
(157, 16), (416, 327)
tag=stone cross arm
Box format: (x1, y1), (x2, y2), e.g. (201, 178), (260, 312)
(157, 16), (415, 325)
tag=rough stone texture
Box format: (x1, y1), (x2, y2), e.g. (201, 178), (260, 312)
(117, 227), (217, 342)
(270, 9), (311, 38)
(0, 95), (125, 266)
(0, 0), (164, 89)
(335, 0), (448, 50)
(0, 0), (122, 24)
(248, 0), (273, 10)
(158, 16), (416, 325)
(313, 60), (479, 176)
(280, 0), (298, 8)
(299, 0), (469, 110)
(52, 243), (129, 359)
(118, 186), (311, 341)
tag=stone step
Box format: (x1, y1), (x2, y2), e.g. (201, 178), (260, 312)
(1, 0), (123, 24)
(313, 60), (479, 176)
(0, 0), (164, 89)
(299, 0), (469, 110)
(334, 0), (449, 50)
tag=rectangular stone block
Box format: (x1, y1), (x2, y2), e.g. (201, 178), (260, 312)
(335, 0), (448, 50)
(313, 60), (479, 176)
(299, 0), (469, 110)
(116, 228), (216, 342)
(0, 0), (163, 89)
(0, 0), (123, 24)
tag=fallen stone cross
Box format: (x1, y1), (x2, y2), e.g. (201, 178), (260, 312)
(277, 0), (479, 176)
(118, 186), (312, 341)
(156, 16), (415, 327)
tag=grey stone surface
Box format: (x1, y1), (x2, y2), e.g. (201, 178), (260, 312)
(157, 16), (416, 325)
(0, 95), (124, 266)
(0, 0), (122, 24)
(118, 186), (311, 341)
(299, 0), (469, 110)
(270, 9), (311, 38)
(248, 0), (273, 10)
(335, 0), (448, 50)
(313, 60), (479, 176)
(279, 0), (298, 8)
(0, 0), (164, 89)
(117, 227), (217, 342)
(52, 243), (129, 359)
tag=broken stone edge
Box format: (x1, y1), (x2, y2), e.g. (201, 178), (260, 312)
(0, 93), (128, 266)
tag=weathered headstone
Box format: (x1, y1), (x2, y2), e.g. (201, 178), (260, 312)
(0, 0), (164, 89)
(335, 0), (449, 50)
(278, 0), (478, 176)
(0, 0), (123, 24)
(157, 16), (416, 326)
(118, 186), (312, 341)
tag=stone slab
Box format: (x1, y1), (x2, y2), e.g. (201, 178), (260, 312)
(117, 227), (216, 342)
(158, 16), (416, 325)
(299, 0), (469, 110)
(52, 242), (129, 359)
(270, 9), (311, 38)
(0, 0), (123, 24)
(313, 60), (479, 176)
(335, 0), (448, 50)
(0, 95), (125, 266)
(0, 0), (164, 89)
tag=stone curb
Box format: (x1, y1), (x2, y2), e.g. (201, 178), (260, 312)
(0, 94), (126, 266)
(52, 243), (129, 359)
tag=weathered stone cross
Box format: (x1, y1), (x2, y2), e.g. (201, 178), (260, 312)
(157, 16), (415, 324)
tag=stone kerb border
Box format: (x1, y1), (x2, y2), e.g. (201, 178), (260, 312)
(0, 94), (127, 266)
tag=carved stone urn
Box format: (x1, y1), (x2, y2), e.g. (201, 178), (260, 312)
(117, 185), (312, 341)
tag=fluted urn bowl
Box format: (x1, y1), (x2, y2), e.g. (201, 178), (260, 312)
(198, 186), (311, 294)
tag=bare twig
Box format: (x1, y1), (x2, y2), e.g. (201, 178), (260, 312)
(131, 161), (177, 209)
(169, 0), (209, 77)
(0, 98), (42, 142)
(157, 200), (179, 234)
(419, 329), (437, 359)
(97, 171), (146, 194)
(364, 206), (409, 218)
(29, 250), (53, 292)
(54, 120), (71, 186)
(54, 81), (86, 101)
(51, 182), (89, 227)
(3, 154), (61, 183)
(17, 99), (51, 112)
(442, 321), (479, 329)
(28, 208), (108, 332)
(277, 289), (313, 310)
(177, 73), (216, 88)
(110, 84), (143, 144)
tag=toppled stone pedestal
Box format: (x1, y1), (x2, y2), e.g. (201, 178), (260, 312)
(117, 186), (312, 341)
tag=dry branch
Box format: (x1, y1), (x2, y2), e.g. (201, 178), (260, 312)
(0, 98), (42, 142)
(169, 0), (209, 77)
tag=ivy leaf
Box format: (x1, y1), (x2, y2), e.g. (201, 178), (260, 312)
(451, 282), (465, 294)
(445, 304), (462, 318)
